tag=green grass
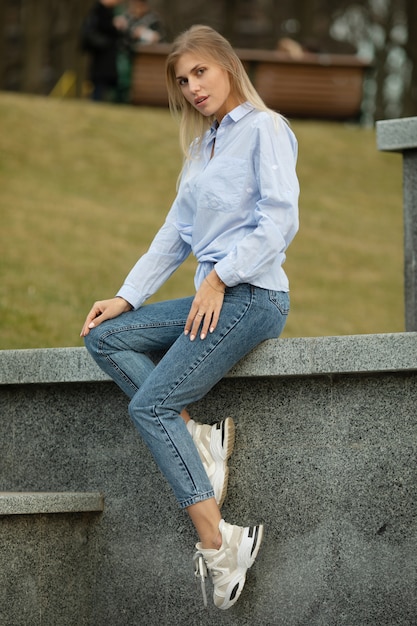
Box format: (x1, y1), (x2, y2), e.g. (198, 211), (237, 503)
(0, 92), (404, 349)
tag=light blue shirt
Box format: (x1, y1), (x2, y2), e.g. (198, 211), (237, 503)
(117, 103), (299, 309)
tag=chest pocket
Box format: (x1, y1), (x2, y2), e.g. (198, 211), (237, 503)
(197, 157), (248, 213)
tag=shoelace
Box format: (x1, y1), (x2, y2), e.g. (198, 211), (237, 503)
(193, 551), (208, 607)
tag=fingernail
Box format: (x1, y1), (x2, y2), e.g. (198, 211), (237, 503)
(190, 334), (195, 341)
(88, 322), (95, 329)
(209, 327), (214, 333)
(184, 330), (189, 336)
(200, 333), (206, 340)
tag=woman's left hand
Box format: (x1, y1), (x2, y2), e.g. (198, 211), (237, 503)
(184, 271), (225, 341)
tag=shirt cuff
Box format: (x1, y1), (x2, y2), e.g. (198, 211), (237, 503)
(214, 260), (240, 287)
(115, 285), (144, 310)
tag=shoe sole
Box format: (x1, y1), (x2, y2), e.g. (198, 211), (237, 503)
(217, 524), (264, 610)
(211, 417), (235, 508)
(239, 524), (264, 568)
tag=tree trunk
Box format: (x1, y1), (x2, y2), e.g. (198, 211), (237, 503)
(21, 0), (48, 93)
(404, 0), (417, 115)
(0, 1), (6, 89)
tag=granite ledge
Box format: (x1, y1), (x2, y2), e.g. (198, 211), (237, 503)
(0, 492), (104, 516)
(0, 333), (416, 385)
(376, 116), (417, 152)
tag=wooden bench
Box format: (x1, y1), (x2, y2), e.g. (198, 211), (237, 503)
(130, 43), (371, 120)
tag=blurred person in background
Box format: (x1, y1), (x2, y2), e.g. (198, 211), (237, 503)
(114, 0), (165, 103)
(81, 0), (124, 102)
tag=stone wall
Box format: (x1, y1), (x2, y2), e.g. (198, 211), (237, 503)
(377, 116), (417, 331)
(1, 335), (417, 625)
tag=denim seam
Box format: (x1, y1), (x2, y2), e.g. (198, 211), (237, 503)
(151, 403), (199, 489)
(139, 292), (252, 505)
(179, 490), (216, 509)
(97, 319), (186, 342)
(132, 403), (216, 508)
(95, 320), (187, 393)
(103, 354), (139, 394)
(268, 291), (290, 316)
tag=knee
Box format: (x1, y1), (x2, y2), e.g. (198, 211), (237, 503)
(128, 393), (146, 430)
(128, 386), (155, 424)
(129, 391), (145, 417)
(84, 326), (100, 358)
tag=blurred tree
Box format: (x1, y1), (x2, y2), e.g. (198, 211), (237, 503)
(21, 0), (46, 93)
(329, 0), (411, 119)
(404, 0), (417, 115)
(4, 0), (93, 96)
(1, 0), (416, 118)
(0, 2), (6, 89)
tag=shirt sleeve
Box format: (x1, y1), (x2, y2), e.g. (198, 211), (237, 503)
(116, 200), (191, 309)
(214, 115), (299, 287)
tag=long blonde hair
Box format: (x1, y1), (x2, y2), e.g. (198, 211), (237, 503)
(165, 25), (274, 158)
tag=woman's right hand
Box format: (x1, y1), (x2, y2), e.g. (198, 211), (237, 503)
(80, 297), (132, 337)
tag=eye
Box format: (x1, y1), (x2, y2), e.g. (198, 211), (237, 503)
(196, 67), (206, 76)
(177, 78), (188, 87)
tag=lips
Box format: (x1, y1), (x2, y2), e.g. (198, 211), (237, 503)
(195, 96), (208, 106)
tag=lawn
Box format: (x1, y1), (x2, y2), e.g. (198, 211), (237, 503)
(0, 92), (404, 349)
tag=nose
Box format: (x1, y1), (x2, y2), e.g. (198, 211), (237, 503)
(188, 76), (200, 94)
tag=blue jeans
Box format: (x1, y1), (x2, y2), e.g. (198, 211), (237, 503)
(85, 284), (289, 508)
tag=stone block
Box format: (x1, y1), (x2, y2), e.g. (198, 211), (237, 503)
(1, 339), (417, 624)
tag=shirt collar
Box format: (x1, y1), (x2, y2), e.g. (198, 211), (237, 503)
(226, 101), (255, 123)
(209, 102), (254, 135)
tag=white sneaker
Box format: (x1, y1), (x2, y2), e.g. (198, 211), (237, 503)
(194, 519), (264, 610)
(187, 418), (235, 508)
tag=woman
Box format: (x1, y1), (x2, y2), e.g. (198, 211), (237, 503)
(81, 25), (299, 610)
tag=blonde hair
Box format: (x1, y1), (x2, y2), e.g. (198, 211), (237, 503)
(165, 25), (274, 158)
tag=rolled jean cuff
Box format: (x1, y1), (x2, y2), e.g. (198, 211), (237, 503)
(179, 489), (216, 509)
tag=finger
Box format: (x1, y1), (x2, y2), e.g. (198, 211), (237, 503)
(80, 303), (104, 336)
(80, 316), (98, 337)
(184, 314), (193, 336)
(204, 298), (224, 338)
(208, 306), (221, 334)
(80, 313), (96, 337)
(82, 309), (109, 336)
(200, 312), (213, 340)
(87, 313), (103, 329)
(184, 301), (200, 336)
(189, 312), (204, 341)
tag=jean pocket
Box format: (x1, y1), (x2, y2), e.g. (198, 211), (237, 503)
(268, 290), (290, 315)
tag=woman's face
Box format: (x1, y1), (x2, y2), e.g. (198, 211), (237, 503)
(174, 52), (241, 122)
